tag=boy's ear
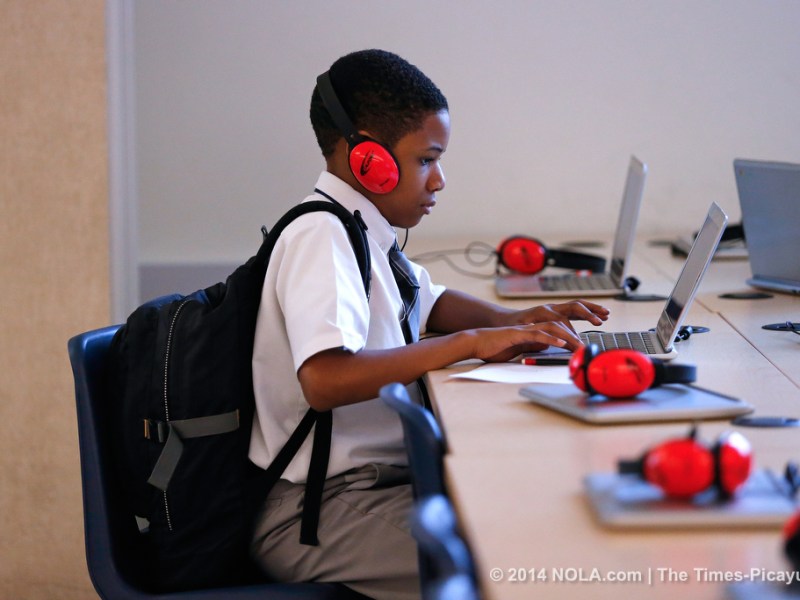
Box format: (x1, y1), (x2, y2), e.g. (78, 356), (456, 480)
(355, 129), (380, 144)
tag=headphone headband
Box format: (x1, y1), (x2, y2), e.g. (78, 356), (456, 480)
(546, 248), (607, 273)
(653, 360), (697, 386)
(316, 71), (363, 147)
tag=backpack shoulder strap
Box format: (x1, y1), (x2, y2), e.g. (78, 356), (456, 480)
(256, 200), (371, 297)
(250, 200), (372, 546)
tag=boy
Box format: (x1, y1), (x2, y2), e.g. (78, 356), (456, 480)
(249, 49), (609, 599)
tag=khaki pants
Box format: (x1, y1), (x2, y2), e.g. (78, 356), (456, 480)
(250, 464), (420, 600)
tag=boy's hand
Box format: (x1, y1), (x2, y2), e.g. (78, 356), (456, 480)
(469, 321), (584, 363)
(503, 300), (610, 329)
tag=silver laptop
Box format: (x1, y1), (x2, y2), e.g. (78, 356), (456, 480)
(734, 158), (800, 295)
(583, 469), (793, 529)
(495, 156), (647, 298)
(579, 202), (729, 360)
(520, 381), (751, 424)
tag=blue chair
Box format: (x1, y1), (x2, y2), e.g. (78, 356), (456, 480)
(68, 325), (365, 599)
(379, 382), (446, 499)
(410, 495), (480, 600)
(425, 574), (480, 600)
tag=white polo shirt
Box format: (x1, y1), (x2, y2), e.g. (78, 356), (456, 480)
(248, 172), (446, 483)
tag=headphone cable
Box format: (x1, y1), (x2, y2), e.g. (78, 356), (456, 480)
(409, 241), (497, 279)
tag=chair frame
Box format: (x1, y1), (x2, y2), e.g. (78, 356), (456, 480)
(379, 382), (446, 499)
(410, 495), (480, 600)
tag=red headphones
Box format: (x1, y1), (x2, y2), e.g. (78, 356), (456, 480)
(617, 427), (753, 499)
(568, 344), (697, 399)
(496, 236), (607, 275)
(316, 71), (400, 195)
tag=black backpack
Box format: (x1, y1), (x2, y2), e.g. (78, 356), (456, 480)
(106, 201), (371, 592)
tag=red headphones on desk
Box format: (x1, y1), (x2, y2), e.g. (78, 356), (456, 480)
(617, 427), (753, 499)
(568, 344), (697, 399)
(316, 71), (400, 195)
(496, 236), (607, 275)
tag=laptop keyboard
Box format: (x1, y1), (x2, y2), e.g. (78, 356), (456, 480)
(539, 273), (616, 292)
(580, 331), (658, 354)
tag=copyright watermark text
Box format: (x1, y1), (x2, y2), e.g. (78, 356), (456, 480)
(488, 566), (800, 586)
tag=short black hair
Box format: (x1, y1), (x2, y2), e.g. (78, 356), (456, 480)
(310, 49), (448, 157)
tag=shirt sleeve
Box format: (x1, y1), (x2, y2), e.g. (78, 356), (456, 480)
(273, 212), (371, 371)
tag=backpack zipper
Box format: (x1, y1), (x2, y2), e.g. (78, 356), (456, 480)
(161, 297), (191, 531)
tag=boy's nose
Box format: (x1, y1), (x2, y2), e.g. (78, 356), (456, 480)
(429, 164), (446, 192)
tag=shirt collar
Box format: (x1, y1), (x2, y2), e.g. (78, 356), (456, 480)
(311, 171), (397, 253)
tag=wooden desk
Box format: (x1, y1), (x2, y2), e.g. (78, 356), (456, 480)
(408, 235), (800, 600)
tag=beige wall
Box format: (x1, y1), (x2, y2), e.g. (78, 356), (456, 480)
(0, 1), (109, 598)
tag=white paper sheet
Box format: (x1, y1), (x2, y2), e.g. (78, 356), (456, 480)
(449, 363), (572, 385)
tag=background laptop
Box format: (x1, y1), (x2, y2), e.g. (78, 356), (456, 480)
(579, 202), (728, 360)
(495, 156), (647, 298)
(734, 158), (800, 295)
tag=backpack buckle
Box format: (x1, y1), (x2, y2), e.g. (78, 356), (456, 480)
(143, 419), (168, 443)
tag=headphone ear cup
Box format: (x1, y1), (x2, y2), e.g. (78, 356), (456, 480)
(641, 438), (715, 498)
(496, 236), (547, 274)
(584, 349), (656, 399)
(568, 344), (600, 393)
(714, 431), (753, 496)
(349, 139), (400, 194)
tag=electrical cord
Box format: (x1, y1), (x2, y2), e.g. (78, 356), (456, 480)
(762, 321), (800, 336)
(409, 241), (498, 279)
(671, 325), (710, 341)
(607, 276), (667, 302)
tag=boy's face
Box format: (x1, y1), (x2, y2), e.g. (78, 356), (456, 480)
(369, 109), (450, 229)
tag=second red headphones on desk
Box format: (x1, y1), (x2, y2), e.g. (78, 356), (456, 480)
(496, 236), (607, 275)
(568, 344), (697, 399)
(617, 427), (753, 499)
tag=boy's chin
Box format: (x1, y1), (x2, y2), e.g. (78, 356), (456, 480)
(405, 214), (427, 228)
(389, 217), (423, 230)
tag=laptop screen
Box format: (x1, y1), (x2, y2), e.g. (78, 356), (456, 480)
(734, 159), (800, 292)
(609, 156), (647, 285)
(655, 203), (728, 350)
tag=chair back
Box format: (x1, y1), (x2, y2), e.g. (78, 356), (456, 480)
(380, 382), (446, 499)
(69, 325), (152, 597)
